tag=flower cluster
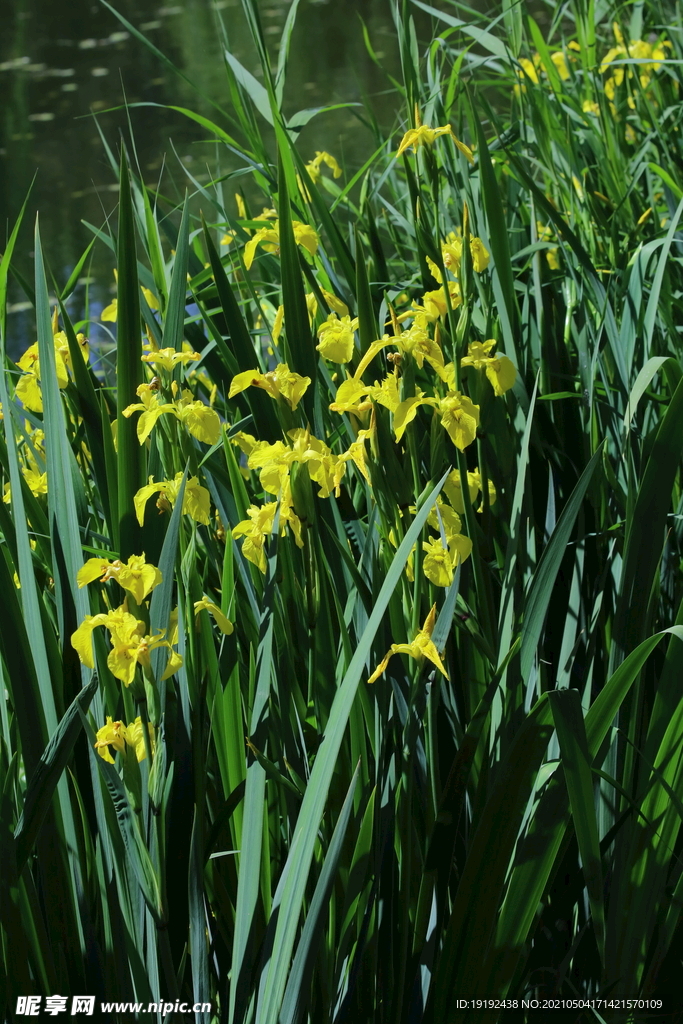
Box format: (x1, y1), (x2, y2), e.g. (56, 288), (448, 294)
(2, 423), (47, 503)
(230, 426), (373, 571)
(601, 22), (670, 105)
(515, 44), (578, 92)
(71, 554), (182, 686)
(514, 25), (670, 127)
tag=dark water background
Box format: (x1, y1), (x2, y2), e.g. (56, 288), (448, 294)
(0, 0), (433, 354)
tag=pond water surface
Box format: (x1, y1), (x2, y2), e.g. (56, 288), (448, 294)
(1, 0), (422, 353)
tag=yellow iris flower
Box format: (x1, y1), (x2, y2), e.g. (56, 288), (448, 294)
(77, 552), (162, 604)
(600, 24), (670, 100)
(438, 391), (481, 449)
(460, 340), (517, 397)
(15, 330), (89, 413)
(396, 123), (474, 163)
(133, 472), (211, 527)
(232, 498), (304, 573)
(368, 605), (449, 683)
(94, 715), (155, 763)
(245, 430), (346, 500)
(316, 313), (359, 364)
(421, 502), (473, 586)
(422, 535), (472, 587)
(140, 347), (202, 373)
(329, 377), (375, 418)
(243, 219), (319, 271)
(71, 607), (181, 685)
(409, 282), (462, 322)
(384, 497), (472, 588)
(390, 388), (480, 449)
(354, 322), (444, 379)
(3, 467), (48, 504)
(516, 56), (541, 88)
(123, 384), (221, 445)
(443, 467), (496, 514)
(304, 150), (342, 184)
(229, 363), (311, 411)
(427, 234), (489, 283)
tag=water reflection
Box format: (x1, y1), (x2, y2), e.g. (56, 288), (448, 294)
(0, 0), (423, 355)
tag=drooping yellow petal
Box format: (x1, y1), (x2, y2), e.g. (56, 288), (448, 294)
(426, 255), (443, 284)
(416, 638), (450, 679)
(229, 369), (269, 400)
(469, 237), (490, 273)
(77, 557), (114, 588)
(160, 648), (183, 681)
(243, 225), (280, 270)
(107, 642), (140, 686)
(194, 598), (234, 635)
(177, 400), (221, 445)
(321, 288), (349, 316)
(100, 299), (118, 322)
(485, 355), (517, 396)
(17, 343), (39, 374)
(292, 221), (320, 257)
(443, 469), (479, 513)
(368, 650), (393, 684)
(243, 234), (262, 271)
(354, 335), (394, 379)
(15, 373), (43, 413)
(71, 613), (112, 669)
(183, 477), (211, 525)
(449, 532), (473, 565)
(272, 305), (285, 343)
(141, 287), (160, 311)
(393, 393), (433, 443)
(426, 501), (463, 540)
(134, 480), (165, 527)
